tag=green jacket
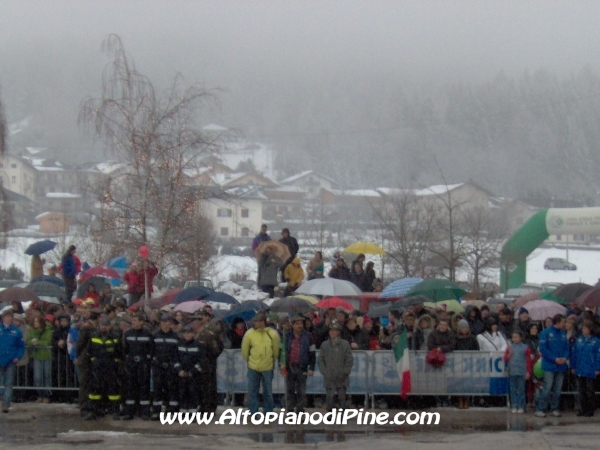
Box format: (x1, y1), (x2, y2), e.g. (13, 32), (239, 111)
(26, 326), (53, 360)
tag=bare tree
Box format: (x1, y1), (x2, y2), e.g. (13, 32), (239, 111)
(79, 34), (219, 272)
(460, 206), (508, 293)
(370, 188), (437, 278)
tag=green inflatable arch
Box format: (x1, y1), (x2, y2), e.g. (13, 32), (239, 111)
(500, 207), (600, 291)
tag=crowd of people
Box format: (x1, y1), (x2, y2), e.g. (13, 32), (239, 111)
(1, 233), (599, 420)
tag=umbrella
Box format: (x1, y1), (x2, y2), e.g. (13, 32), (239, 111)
(30, 275), (65, 287)
(462, 300), (487, 308)
(315, 297), (354, 311)
(512, 292), (540, 309)
(202, 291), (240, 305)
(575, 287), (600, 309)
(0, 287), (41, 303)
(131, 295), (175, 310)
(173, 286), (214, 304)
(105, 256), (128, 273)
(38, 296), (62, 305)
(173, 300), (208, 314)
(343, 242), (386, 255)
(538, 290), (568, 304)
(80, 266), (122, 283)
(24, 240), (57, 256)
(253, 240), (291, 262)
(379, 278), (423, 298)
(295, 278), (362, 297)
(293, 294), (319, 305)
(269, 296), (316, 314)
(77, 276), (106, 299)
(223, 301), (268, 323)
(405, 279), (468, 301)
(367, 301), (402, 317)
(398, 294), (432, 307)
(525, 300), (567, 321)
(423, 299), (464, 313)
(25, 281), (65, 300)
(553, 283), (593, 302)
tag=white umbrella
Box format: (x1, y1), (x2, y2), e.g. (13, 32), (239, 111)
(295, 278), (362, 297)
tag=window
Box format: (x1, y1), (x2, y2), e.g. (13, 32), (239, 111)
(220, 227), (229, 236)
(11, 176), (16, 184)
(241, 208), (249, 218)
(241, 227), (249, 237)
(217, 208), (232, 217)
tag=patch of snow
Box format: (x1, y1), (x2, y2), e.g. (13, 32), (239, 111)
(414, 184), (463, 196)
(46, 193), (81, 198)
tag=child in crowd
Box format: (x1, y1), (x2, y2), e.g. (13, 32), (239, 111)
(505, 330), (532, 413)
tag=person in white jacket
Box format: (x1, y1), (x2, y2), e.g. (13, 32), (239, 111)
(477, 317), (508, 352)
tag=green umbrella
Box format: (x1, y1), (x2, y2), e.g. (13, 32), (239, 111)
(539, 290), (569, 304)
(404, 278), (467, 302)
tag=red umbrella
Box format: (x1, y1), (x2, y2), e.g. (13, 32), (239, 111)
(315, 297), (354, 311)
(130, 289), (182, 310)
(80, 266), (122, 282)
(575, 287), (600, 309)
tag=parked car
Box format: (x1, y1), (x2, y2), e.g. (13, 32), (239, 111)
(183, 279), (214, 290)
(519, 283), (544, 292)
(218, 280), (257, 291)
(544, 258), (577, 271)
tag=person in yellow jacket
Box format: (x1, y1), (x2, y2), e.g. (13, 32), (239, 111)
(241, 312), (280, 415)
(283, 257), (304, 297)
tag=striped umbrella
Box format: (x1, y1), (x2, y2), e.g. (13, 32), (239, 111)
(379, 278), (423, 298)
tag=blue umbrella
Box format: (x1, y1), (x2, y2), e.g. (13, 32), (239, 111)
(173, 286), (214, 304)
(105, 256), (128, 276)
(379, 278), (423, 298)
(25, 240), (57, 256)
(30, 275), (65, 287)
(203, 291), (240, 305)
(222, 301), (268, 323)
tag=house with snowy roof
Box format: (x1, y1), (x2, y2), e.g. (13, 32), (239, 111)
(279, 170), (339, 199)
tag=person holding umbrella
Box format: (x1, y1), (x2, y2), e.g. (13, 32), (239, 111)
(258, 245), (283, 298)
(30, 255), (46, 280)
(62, 245), (77, 301)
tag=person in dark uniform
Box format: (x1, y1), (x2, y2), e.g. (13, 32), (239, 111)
(75, 308), (100, 416)
(197, 318), (224, 414)
(52, 313), (74, 403)
(122, 312), (154, 420)
(175, 325), (203, 413)
(83, 318), (121, 420)
(151, 315), (180, 420)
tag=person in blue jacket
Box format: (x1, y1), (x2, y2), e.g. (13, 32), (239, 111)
(571, 320), (600, 417)
(0, 309), (26, 413)
(62, 245), (77, 301)
(535, 314), (569, 418)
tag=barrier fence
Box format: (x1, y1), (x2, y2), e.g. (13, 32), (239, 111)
(4, 348), (588, 409)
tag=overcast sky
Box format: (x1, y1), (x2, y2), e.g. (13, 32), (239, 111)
(1, 0), (600, 154)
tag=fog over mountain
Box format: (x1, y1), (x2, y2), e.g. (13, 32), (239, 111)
(2, 1), (600, 199)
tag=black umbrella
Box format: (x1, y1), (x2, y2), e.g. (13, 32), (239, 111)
(269, 296), (316, 314)
(25, 240), (57, 256)
(399, 294), (432, 307)
(203, 291), (240, 305)
(367, 301), (403, 318)
(26, 281), (65, 300)
(0, 287), (41, 303)
(30, 275), (65, 287)
(77, 276), (106, 299)
(173, 287), (213, 304)
(553, 283), (593, 303)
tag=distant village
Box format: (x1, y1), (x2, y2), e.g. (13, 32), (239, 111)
(0, 124), (592, 249)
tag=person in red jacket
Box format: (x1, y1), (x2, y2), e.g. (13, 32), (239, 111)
(83, 284), (100, 308)
(123, 263), (141, 306)
(138, 259), (158, 300)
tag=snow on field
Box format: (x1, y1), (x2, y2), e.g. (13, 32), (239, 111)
(203, 255), (258, 287)
(526, 247), (600, 286)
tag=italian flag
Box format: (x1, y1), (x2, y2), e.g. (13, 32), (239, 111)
(394, 329), (411, 399)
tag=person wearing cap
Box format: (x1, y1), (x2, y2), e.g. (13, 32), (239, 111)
(279, 228), (299, 283)
(0, 310), (25, 413)
(197, 318), (224, 414)
(26, 316), (53, 403)
(122, 312), (154, 420)
(280, 315), (315, 413)
(241, 311), (280, 415)
(252, 224), (271, 252)
(151, 315), (180, 420)
(75, 308), (99, 415)
(328, 257), (351, 281)
(318, 321), (353, 412)
(83, 318), (121, 420)
(175, 325), (203, 413)
(516, 307), (532, 334)
(190, 310), (210, 337)
(52, 313), (74, 402)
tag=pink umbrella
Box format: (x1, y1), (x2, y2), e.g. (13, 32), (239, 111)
(524, 299), (567, 321)
(80, 266), (122, 282)
(173, 300), (208, 314)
